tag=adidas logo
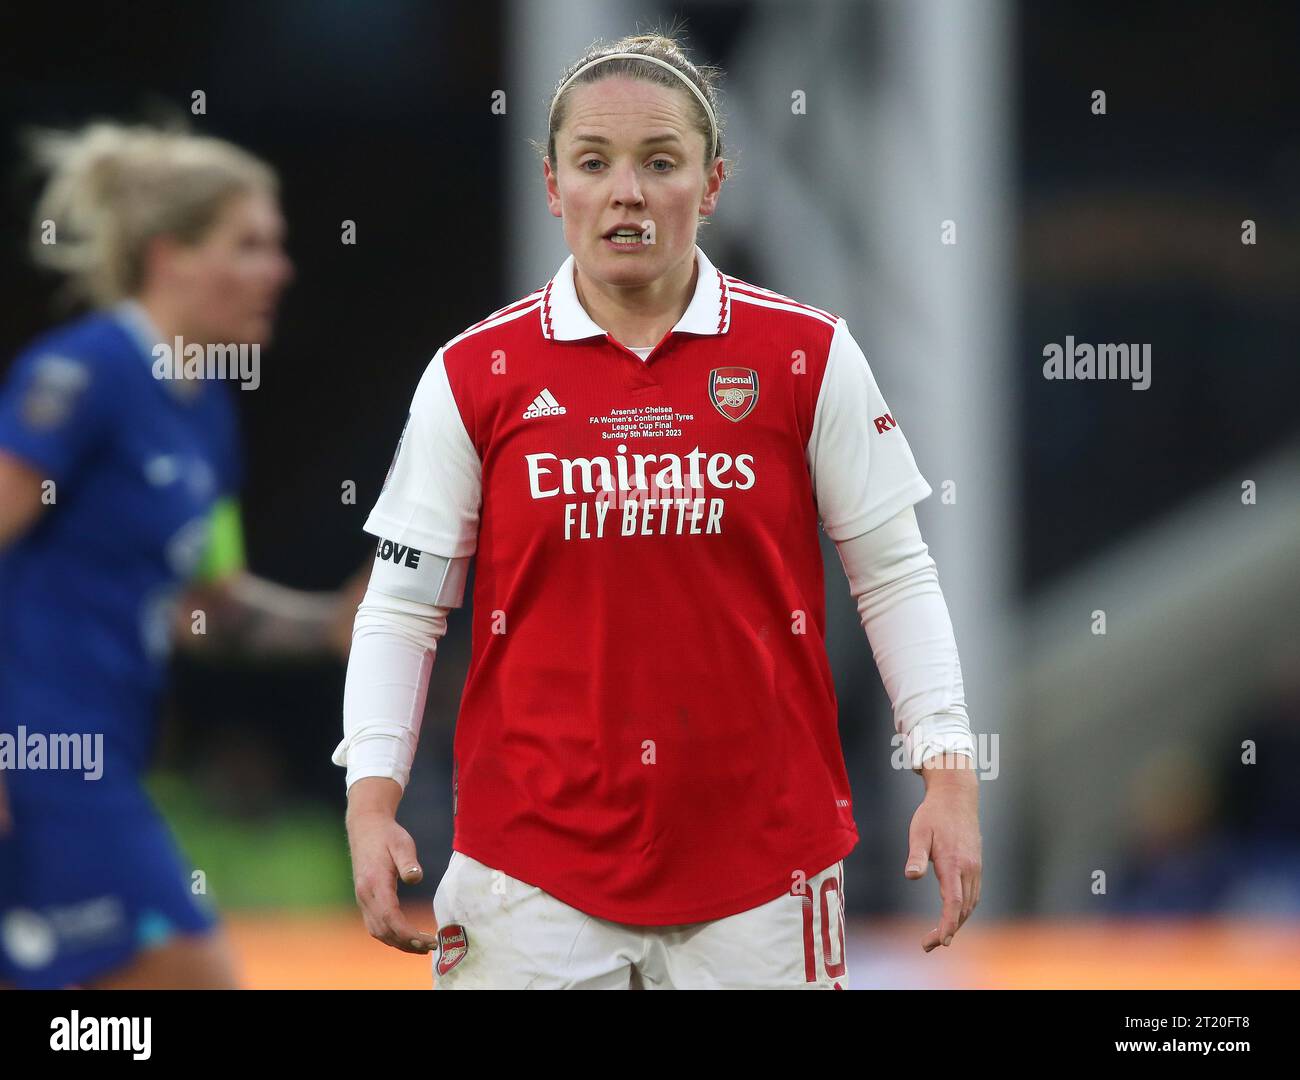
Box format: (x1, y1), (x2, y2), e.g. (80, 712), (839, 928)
(522, 388), (566, 419)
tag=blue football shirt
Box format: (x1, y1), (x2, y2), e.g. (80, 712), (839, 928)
(0, 304), (241, 799)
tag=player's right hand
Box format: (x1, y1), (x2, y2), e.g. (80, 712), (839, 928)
(346, 782), (438, 955)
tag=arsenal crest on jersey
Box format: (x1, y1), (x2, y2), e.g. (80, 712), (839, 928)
(709, 367), (759, 422)
(436, 923), (469, 976)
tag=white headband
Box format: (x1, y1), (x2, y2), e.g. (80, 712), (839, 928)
(548, 51), (718, 161)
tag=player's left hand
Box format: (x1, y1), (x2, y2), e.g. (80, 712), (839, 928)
(904, 752), (981, 953)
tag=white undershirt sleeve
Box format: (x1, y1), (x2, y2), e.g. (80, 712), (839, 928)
(833, 504), (976, 771)
(333, 344), (480, 794)
(331, 587), (450, 793)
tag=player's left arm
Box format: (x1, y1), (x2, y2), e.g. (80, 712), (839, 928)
(834, 509), (982, 954)
(809, 318), (981, 953)
(174, 496), (367, 659)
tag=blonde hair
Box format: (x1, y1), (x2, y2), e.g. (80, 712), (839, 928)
(26, 121), (278, 308)
(539, 27), (734, 208)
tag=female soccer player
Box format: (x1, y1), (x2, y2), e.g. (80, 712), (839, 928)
(336, 33), (982, 989)
(0, 123), (361, 989)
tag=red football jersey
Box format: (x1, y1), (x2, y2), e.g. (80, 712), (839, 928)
(365, 245), (933, 924)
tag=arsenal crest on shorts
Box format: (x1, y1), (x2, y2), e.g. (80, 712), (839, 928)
(709, 367), (759, 422)
(436, 923), (469, 976)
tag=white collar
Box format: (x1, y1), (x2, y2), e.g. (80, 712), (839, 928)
(540, 244), (732, 341)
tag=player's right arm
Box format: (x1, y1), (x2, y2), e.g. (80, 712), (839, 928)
(0, 452), (39, 833)
(0, 346), (116, 835)
(335, 346), (480, 954)
(339, 582), (457, 956)
(0, 451), (46, 549)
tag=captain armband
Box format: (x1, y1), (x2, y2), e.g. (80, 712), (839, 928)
(368, 537), (470, 608)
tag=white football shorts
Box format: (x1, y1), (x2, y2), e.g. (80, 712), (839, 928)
(431, 850), (849, 989)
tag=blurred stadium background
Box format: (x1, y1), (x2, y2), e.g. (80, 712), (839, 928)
(2, 0), (1298, 988)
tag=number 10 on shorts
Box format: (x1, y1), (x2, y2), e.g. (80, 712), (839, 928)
(798, 862), (846, 985)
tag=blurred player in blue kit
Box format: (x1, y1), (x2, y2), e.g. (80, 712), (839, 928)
(0, 123), (362, 989)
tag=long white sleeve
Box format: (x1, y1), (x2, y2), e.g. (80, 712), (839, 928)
(331, 586), (450, 793)
(833, 505), (976, 771)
